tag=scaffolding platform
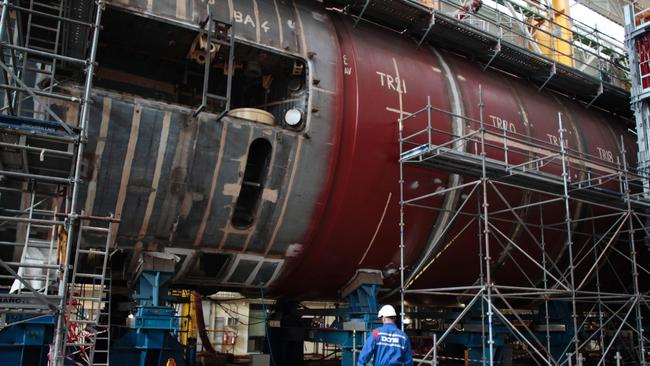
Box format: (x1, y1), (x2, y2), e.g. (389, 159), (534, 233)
(0, 115), (78, 137)
(397, 88), (650, 365)
(327, 0), (632, 118)
(0, 115), (77, 185)
(402, 144), (650, 211)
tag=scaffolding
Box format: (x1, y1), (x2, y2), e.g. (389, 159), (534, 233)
(0, 0), (114, 365)
(626, 5), (650, 195)
(398, 86), (650, 365)
(330, 0), (631, 116)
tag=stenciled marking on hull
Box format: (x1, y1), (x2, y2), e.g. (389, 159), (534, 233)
(232, 9), (271, 35)
(343, 54), (352, 75)
(488, 114), (517, 134)
(596, 147), (614, 163)
(476, 131), (617, 175)
(225, 0), (299, 51)
(376, 70), (407, 94)
(600, 114), (625, 163)
(138, 111), (171, 239)
(545, 133), (570, 149)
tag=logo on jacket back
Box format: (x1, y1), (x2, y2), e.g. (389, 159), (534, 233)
(380, 335), (400, 344)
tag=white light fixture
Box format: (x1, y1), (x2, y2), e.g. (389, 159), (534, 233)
(284, 108), (302, 126)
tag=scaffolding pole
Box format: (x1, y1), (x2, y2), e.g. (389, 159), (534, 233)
(51, 1), (105, 363)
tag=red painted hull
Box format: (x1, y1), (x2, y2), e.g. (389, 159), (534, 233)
(274, 16), (633, 297)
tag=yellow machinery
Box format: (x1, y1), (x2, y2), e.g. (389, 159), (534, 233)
(178, 289), (197, 346)
(533, 0), (574, 66)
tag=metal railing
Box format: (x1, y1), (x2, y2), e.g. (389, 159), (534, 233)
(399, 97), (646, 199)
(422, 0), (630, 88)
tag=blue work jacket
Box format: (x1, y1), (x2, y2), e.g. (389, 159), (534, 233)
(357, 322), (413, 366)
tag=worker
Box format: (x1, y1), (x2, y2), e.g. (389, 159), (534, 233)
(456, 0), (482, 20)
(357, 305), (413, 366)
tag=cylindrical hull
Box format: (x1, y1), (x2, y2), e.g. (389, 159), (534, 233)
(66, 0), (634, 298)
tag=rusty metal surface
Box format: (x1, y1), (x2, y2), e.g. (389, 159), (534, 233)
(55, 0), (339, 290)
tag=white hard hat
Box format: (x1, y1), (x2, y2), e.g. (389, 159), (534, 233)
(378, 304), (397, 318)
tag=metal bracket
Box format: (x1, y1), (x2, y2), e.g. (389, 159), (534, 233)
(483, 39), (501, 71)
(586, 82), (604, 108)
(538, 62), (556, 91)
(417, 11), (435, 47)
(354, 0), (371, 28)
